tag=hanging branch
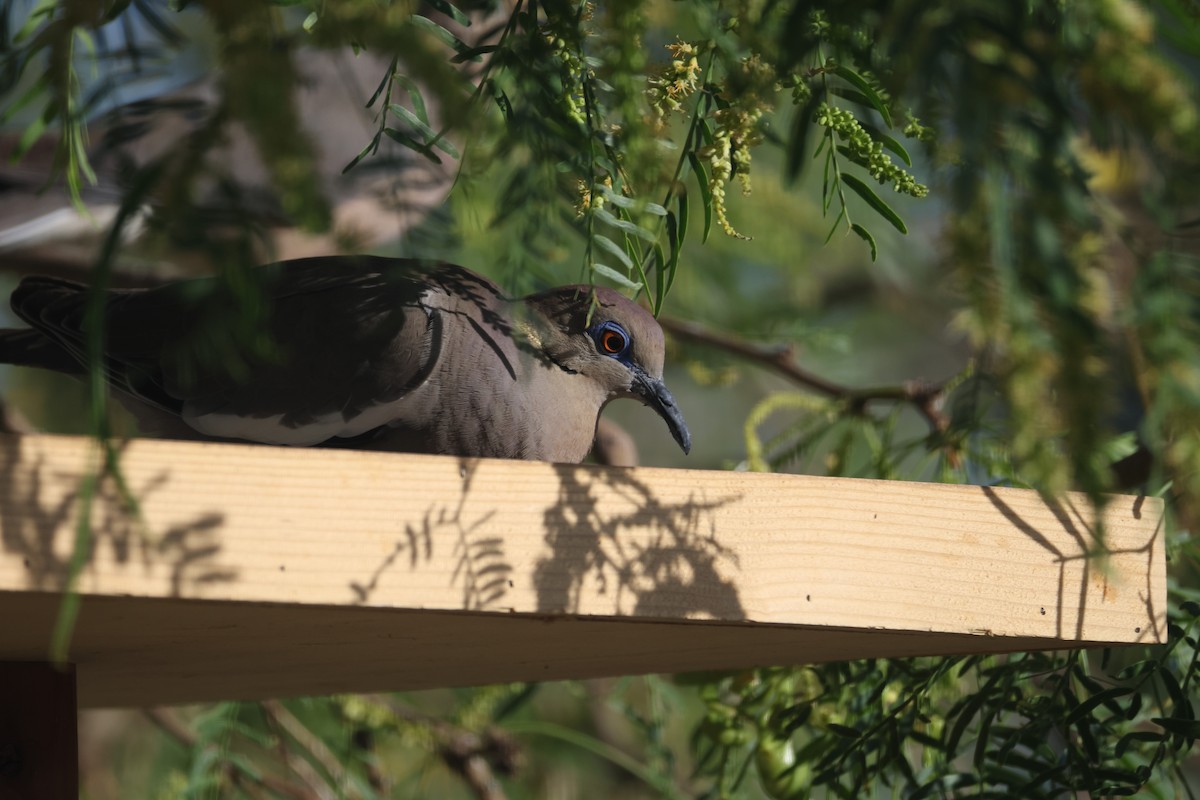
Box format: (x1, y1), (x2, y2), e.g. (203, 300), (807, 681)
(659, 316), (950, 435)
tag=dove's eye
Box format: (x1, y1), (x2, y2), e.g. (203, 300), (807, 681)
(591, 321), (630, 358)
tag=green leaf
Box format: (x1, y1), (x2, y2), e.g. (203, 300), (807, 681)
(14, 115), (50, 162)
(387, 105), (459, 158)
(823, 206), (846, 244)
(665, 195), (686, 296)
(860, 123), (915, 167)
(342, 132), (381, 174)
(488, 81), (514, 122)
(666, 211), (680, 270)
(592, 263), (642, 291)
(850, 222), (877, 261)
(74, 27), (95, 57)
(1116, 730), (1165, 757)
(1117, 660), (1159, 681)
(829, 87), (876, 111)
(1099, 431), (1139, 462)
(813, 132), (828, 159)
(628, 237), (651, 301)
(593, 234), (634, 270)
(1123, 690), (1144, 721)
(786, 93), (822, 182)
(595, 207), (656, 243)
(13, 0), (56, 44)
(946, 676), (994, 755)
(821, 146), (835, 212)
(366, 58), (398, 108)
(880, 132), (912, 166)
(1151, 717), (1200, 738)
(599, 189), (668, 216)
(383, 128), (442, 164)
(687, 152), (713, 243)
(1, 77), (48, 125)
(653, 243), (667, 313)
(973, 707), (996, 769)
(838, 151), (868, 182)
(394, 75), (431, 126)
(826, 723), (861, 739)
(388, 104), (432, 135)
(451, 44), (499, 64)
(1157, 666), (1194, 721)
(677, 191), (689, 246)
(842, 172), (908, 234)
(408, 15), (469, 54)
(425, 0), (471, 26)
(1063, 687), (1135, 726)
(833, 64), (893, 127)
(302, 11), (317, 31)
(1071, 705), (1101, 762)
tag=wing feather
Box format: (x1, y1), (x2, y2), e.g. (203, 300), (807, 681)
(8, 256), (492, 442)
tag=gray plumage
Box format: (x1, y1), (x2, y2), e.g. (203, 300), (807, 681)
(0, 256), (691, 463)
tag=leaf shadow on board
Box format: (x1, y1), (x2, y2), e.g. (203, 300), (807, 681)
(0, 435), (237, 599)
(981, 486), (1164, 643)
(346, 457), (745, 621)
(347, 457), (510, 610)
(534, 464), (746, 621)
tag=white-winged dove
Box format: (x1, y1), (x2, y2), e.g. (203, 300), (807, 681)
(0, 256), (691, 463)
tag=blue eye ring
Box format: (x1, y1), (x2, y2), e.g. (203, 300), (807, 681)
(590, 321), (631, 359)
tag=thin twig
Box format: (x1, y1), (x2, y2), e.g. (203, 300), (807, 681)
(143, 707), (320, 800)
(362, 694), (521, 800)
(660, 316), (950, 435)
(261, 700), (342, 800)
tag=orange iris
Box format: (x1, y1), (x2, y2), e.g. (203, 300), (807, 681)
(601, 329), (626, 354)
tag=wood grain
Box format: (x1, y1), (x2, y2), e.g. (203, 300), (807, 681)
(0, 434), (1166, 708)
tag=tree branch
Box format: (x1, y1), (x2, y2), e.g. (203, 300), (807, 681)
(143, 707), (321, 800)
(262, 700), (345, 800)
(362, 695), (522, 800)
(659, 316), (950, 435)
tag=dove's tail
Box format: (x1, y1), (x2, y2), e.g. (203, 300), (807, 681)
(0, 328), (82, 374)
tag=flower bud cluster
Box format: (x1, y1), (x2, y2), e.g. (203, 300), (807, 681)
(647, 39), (703, 118)
(546, 32), (589, 125)
(704, 54), (775, 239)
(816, 103), (928, 198)
(575, 175), (613, 217)
(708, 130), (746, 239)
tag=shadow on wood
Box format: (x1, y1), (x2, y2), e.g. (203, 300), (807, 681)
(0, 436), (236, 597)
(981, 486), (1166, 643)
(0, 434), (1167, 708)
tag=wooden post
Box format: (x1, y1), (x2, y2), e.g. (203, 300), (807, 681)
(0, 662), (77, 800)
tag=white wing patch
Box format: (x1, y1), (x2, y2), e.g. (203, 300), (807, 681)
(183, 393), (421, 446)
(184, 409), (347, 445)
(180, 285), (444, 447)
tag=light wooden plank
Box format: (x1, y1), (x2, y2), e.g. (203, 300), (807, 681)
(0, 434), (1166, 708)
